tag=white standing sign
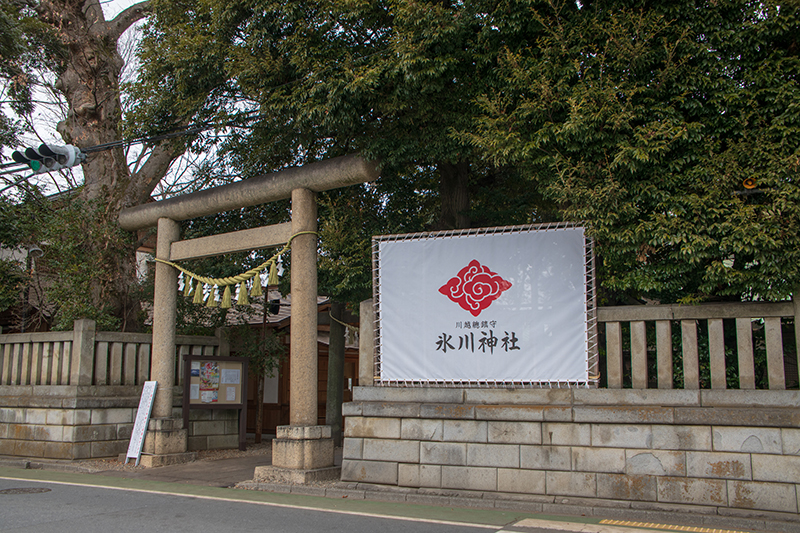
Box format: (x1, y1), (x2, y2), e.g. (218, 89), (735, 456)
(126, 381), (157, 466)
(375, 224), (593, 385)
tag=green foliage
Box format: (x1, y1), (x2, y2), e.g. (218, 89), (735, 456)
(38, 197), (136, 331)
(133, 0), (800, 305)
(0, 190), (153, 332)
(0, 194), (25, 248)
(0, 194), (42, 319)
(460, 0), (800, 303)
(0, 0), (65, 150)
(317, 186), (388, 309)
(227, 323), (286, 379)
(0, 258), (25, 314)
(131, 0), (554, 303)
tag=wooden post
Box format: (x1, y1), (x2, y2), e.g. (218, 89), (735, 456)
(708, 318), (726, 389)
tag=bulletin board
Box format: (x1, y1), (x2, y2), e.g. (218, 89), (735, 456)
(182, 355), (248, 451)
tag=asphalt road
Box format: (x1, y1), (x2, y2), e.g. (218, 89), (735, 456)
(0, 470), (534, 533)
(0, 467), (765, 533)
(0, 479), (499, 533)
(0, 479), (512, 533)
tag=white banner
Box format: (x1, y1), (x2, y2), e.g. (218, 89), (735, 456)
(376, 225), (591, 384)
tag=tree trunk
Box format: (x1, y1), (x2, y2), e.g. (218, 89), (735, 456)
(37, 1), (181, 330)
(325, 302), (345, 446)
(436, 161), (471, 230)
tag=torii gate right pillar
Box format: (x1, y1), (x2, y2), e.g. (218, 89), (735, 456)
(270, 187), (337, 480)
(288, 187), (318, 426)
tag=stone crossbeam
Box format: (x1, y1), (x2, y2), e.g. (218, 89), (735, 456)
(169, 222), (292, 261)
(119, 155), (379, 231)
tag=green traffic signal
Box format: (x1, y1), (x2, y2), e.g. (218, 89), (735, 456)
(11, 144), (84, 173)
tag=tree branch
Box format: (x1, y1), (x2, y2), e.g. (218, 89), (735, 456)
(81, 0), (106, 26)
(126, 141), (184, 206)
(106, 1), (151, 41)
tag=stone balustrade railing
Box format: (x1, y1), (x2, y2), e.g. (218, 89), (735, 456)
(598, 301), (800, 390)
(0, 319), (228, 388)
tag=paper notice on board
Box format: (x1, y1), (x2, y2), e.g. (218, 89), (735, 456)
(190, 383), (200, 400)
(201, 390), (217, 403)
(226, 386), (236, 402)
(191, 361), (200, 377)
(221, 368), (240, 385)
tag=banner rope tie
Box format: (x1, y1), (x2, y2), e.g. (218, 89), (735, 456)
(153, 231), (318, 308)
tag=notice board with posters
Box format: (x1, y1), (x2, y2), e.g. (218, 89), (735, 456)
(182, 355), (248, 450)
(373, 223), (597, 387)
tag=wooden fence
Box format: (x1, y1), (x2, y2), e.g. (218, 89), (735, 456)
(598, 301), (799, 390)
(0, 319), (226, 387)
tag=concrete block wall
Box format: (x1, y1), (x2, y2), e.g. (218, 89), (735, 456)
(0, 386), (239, 460)
(341, 387), (800, 522)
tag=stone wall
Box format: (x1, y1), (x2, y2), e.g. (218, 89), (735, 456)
(341, 387), (800, 522)
(186, 408), (240, 451)
(0, 385), (239, 460)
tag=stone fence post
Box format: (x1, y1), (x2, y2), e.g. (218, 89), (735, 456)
(70, 319), (96, 386)
(215, 327), (230, 357)
(794, 289), (800, 375)
(359, 299), (374, 386)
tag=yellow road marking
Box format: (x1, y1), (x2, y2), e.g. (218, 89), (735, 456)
(600, 519), (751, 533)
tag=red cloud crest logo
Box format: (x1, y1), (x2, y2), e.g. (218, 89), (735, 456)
(438, 260), (512, 317)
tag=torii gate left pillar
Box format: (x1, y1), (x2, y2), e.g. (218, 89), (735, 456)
(136, 216), (195, 467)
(119, 155), (379, 475)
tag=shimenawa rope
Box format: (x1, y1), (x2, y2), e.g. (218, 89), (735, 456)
(153, 231), (318, 309)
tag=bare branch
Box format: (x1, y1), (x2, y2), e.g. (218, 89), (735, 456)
(105, 1), (151, 41)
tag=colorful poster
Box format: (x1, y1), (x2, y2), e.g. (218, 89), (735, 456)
(200, 362), (219, 402)
(376, 225), (591, 384)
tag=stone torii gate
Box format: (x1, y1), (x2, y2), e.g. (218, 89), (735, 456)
(119, 155), (379, 478)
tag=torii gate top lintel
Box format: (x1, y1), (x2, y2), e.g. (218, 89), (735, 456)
(128, 155), (379, 471)
(118, 154), (379, 231)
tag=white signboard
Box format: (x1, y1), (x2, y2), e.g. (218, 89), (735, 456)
(375, 225), (592, 385)
(126, 381), (157, 466)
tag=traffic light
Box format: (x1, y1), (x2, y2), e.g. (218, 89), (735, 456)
(11, 144), (85, 173)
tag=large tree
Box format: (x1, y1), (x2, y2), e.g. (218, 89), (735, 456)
(3, 1), (187, 330)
